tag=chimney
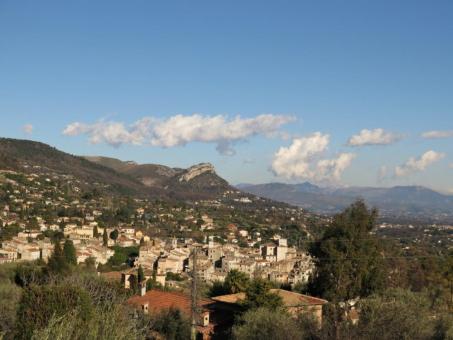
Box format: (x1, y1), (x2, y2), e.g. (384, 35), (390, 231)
(141, 302), (149, 314)
(139, 282), (146, 296)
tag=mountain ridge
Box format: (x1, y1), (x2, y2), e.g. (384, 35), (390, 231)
(238, 182), (453, 221)
(2, 137), (452, 222)
(84, 156), (231, 199)
(0, 138), (232, 201)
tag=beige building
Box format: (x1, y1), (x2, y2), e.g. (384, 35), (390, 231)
(212, 289), (328, 326)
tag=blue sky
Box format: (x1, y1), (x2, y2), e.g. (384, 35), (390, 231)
(0, 0), (452, 191)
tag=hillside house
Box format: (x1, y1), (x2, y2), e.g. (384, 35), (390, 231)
(212, 289), (328, 327)
(127, 289), (215, 339)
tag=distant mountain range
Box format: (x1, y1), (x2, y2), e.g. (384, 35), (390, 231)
(237, 182), (453, 222)
(2, 137), (452, 222)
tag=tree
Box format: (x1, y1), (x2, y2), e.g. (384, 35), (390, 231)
(354, 289), (440, 340)
(102, 228), (108, 247)
(107, 250), (128, 267)
(28, 217), (39, 230)
(146, 270), (163, 290)
(16, 284), (93, 339)
(63, 239), (77, 266)
(232, 308), (303, 340)
(129, 275), (138, 293)
(242, 279), (283, 311)
(137, 265), (144, 284)
(14, 263), (45, 287)
(110, 229), (119, 242)
(30, 305), (145, 340)
(93, 225), (99, 238)
(0, 280), (21, 339)
(84, 257), (96, 271)
(47, 241), (68, 274)
(150, 307), (191, 340)
(224, 270), (250, 294)
(308, 200), (386, 302)
(208, 281), (230, 297)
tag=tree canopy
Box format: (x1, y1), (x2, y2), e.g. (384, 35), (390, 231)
(233, 307), (307, 340)
(110, 229), (119, 241)
(308, 200), (386, 302)
(102, 228), (108, 246)
(224, 269), (250, 294)
(242, 279), (283, 311)
(46, 241), (68, 274)
(63, 240), (77, 266)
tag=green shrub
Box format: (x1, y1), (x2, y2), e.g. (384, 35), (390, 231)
(16, 284), (93, 339)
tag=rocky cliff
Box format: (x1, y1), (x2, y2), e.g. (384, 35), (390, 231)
(178, 163), (215, 182)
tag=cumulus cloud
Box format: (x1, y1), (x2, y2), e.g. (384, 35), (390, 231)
(395, 150), (445, 177)
(22, 124), (33, 135)
(271, 132), (355, 183)
(421, 130), (453, 139)
(347, 128), (402, 146)
(62, 114), (295, 154)
(63, 121), (144, 147)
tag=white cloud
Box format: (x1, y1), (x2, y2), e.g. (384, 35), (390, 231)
(421, 130), (453, 139)
(347, 128), (402, 146)
(317, 153), (356, 182)
(22, 124), (33, 135)
(63, 121), (144, 147)
(377, 165), (388, 183)
(449, 163), (453, 169)
(395, 150), (445, 177)
(271, 132), (355, 183)
(62, 114), (295, 154)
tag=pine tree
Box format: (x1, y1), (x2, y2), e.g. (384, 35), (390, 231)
(102, 228), (108, 247)
(63, 239), (77, 266)
(130, 275), (138, 293)
(242, 279), (283, 311)
(47, 241), (67, 273)
(93, 225), (99, 238)
(308, 200), (386, 302)
(110, 229), (119, 242)
(138, 265), (145, 284)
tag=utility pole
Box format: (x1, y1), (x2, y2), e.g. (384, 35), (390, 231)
(450, 278), (453, 312)
(190, 247), (199, 340)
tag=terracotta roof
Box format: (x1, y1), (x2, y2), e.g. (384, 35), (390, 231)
(269, 289), (328, 306)
(127, 289), (214, 315)
(211, 292), (246, 304)
(211, 289), (328, 306)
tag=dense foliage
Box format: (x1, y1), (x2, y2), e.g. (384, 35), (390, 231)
(307, 201), (385, 301)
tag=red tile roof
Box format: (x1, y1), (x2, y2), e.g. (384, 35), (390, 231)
(127, 289), (213, 315)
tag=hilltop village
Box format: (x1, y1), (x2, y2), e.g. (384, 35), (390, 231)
(0, 146), (452, 340)
(0, 165), (319, 290)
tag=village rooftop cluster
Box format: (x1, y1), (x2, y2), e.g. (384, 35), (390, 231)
(0, 166), (317, 290)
